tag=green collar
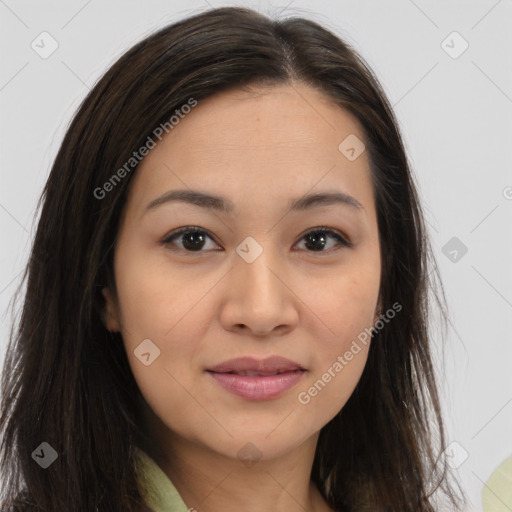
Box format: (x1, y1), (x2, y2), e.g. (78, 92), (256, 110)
(134, 447), (189, 512)
(483, 455), (512, 511)
(134, 448), (512, 512)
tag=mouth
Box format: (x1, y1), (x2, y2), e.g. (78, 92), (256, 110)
(206, 355), (305, 374)
(209, 370), (298, 376)
(205, 356), (306, 400)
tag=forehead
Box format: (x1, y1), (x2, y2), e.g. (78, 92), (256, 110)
(165, 82), (365, 154)
(123, 82), (374, 219)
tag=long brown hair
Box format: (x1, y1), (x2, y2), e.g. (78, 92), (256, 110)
(1, 6), (465, 511)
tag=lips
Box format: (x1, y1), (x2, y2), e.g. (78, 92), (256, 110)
(205, 356), (306, 400)
(222, 370), (287, 376)
(206, 356), (305, 375)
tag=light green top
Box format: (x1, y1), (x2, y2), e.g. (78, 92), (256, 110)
(482, 456), (512, 512)
(135, 446), (512, 512)
(134, 447), (189, 512)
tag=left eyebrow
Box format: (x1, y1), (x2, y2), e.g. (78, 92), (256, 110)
(143, 189), (364, 216)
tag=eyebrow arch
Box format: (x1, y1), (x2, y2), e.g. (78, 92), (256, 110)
(143, 189), (364, 216)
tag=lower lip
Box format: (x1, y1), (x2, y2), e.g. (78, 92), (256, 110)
(206, 370), (306, 401)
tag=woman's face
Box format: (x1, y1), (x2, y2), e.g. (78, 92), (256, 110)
(103, 82), (381, 462)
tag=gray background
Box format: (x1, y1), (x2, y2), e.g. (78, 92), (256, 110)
(1, 1), (511, 510)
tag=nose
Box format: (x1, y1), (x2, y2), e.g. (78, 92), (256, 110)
(219, 246), (299, 337)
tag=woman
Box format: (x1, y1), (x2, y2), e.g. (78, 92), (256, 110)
(0, 6), (464, 511)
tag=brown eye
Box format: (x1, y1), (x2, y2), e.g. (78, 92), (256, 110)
(162, 226), (352, 254)
(162, 227), (220, 252)
(295, 228), (352, 253)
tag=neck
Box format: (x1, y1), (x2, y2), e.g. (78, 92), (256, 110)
(142, 409), (332, 512)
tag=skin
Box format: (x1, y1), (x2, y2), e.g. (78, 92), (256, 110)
(102, 82), (381, 512)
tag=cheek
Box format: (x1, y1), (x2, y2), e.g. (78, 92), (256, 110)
(115, 274), (205, 378)
(296, 348), (369, 426)
(113, 247), (219, 400)
(313, 268), (380, 349)
(114, 246), (205, 342)
(296, 269), (378, 415)
(296, 309), (372, 426)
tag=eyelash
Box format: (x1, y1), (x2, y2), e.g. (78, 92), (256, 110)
(161, 225), (353, 254)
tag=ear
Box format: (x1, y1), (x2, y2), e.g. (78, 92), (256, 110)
(101, 287), (120, 332)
